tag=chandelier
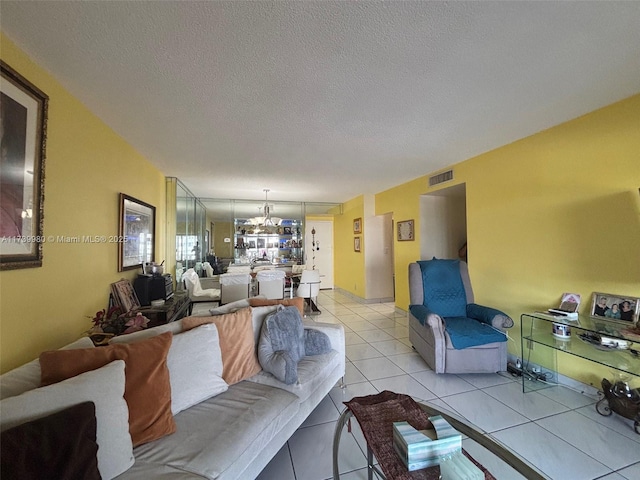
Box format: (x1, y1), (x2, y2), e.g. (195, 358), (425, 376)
(249, 189), (282, 226)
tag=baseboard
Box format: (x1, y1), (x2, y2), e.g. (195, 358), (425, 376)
(395, 306), (408, 316)
(332, 287), (394, 305)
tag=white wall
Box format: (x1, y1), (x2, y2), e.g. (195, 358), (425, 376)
(420, 184), (467, 260)
(365, 212), (394, 300)
(305, 220), (334, 289)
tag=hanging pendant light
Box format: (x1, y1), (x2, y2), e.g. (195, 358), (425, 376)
(260, 189), (281, 226)
(249, 189), (281, 226)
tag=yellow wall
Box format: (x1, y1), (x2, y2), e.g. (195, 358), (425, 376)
(0, 35), (167, 373)
(213, 221), (234, 259)
(344, 94), (639, 387)
(333, 196), (366, 297)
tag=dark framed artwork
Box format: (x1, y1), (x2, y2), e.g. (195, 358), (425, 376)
(354, 236), (361, 252)
(118, 193), (155, 271)
(0, 62), (48, 270)
(397, 219), (415, 241)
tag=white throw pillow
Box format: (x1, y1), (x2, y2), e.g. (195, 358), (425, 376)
(110, 322), (228, 414)
(0, 360), (134, 480)
(167, 324), (228, 414)
(0, 336), (95, 400)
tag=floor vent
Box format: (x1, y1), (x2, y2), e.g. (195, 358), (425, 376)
(429, 170), (454, 186)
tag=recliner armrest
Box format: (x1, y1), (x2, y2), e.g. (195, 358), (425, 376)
(466, 303), (513, 330)
(409, 304), (443, 328)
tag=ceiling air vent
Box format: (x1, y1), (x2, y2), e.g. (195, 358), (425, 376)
(429, 170), (454, 187)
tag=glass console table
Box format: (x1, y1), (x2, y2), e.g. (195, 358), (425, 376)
(520, 312), (640, 393)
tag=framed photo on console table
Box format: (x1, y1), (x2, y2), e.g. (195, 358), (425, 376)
(118, 193), (155, 271)
(590, 292), (639, 324)
(0, 62), (48, 270)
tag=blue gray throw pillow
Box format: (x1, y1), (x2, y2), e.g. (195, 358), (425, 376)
(258, 306), (305, 384)
(304, 328), (332, 356)
(258, 306), (331, 385)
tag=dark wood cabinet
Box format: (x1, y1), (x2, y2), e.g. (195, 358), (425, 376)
(138, 293), (190, 328)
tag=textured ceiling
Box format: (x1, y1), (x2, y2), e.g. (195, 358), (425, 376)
(2, 1), (640, 204)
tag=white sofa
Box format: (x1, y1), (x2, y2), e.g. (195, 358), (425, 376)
(0, 300), (345, 480)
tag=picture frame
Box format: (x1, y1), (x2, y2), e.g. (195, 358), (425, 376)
(0, 61), (49, 270)
(397, 219), (415, 241)
(353, 218), (362, 234)
(354, 236), (361, 252)
(283, 226), (292, 235)
(110, 279), (140, 313)
(590, 292), (639, 324)
(118, 193), (155, 272)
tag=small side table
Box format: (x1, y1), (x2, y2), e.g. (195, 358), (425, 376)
(138, 293), (191, 328)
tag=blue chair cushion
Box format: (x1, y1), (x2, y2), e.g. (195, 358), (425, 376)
(467, 303), (510, 326)
(417, 259), (467, 317)
(444, 317), (507, 349)
(409, 305), (430, 326)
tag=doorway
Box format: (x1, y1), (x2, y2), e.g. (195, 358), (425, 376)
(420, 184), (467, 261)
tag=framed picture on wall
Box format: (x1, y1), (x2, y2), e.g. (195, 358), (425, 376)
(354, 236), (361, 252)
(353, 218), (362, 234)
(590, 292), (639, 324)
(0, 62), (49, 270)
(118, 193), (155, 271)
(397, 219), (415, 241)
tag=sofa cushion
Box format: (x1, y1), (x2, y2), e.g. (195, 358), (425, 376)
(248, 350), (339, 403)
(112, 323), (228, 415)
(208, 297), (252, 315)
(0, 336), (95, 400)
(124, 381), (299, 480)
(39, 332), (175, 447)
(444, 317), (507, 349)
(182, 307), (262, 385)
(258, 306), (305, 384)
(249, 297), (304, 316)
(0, 360), (133, 480)
(418, 259), (467, 317)
(1, 401), (100, 480)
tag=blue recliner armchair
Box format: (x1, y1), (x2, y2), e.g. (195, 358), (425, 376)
(408, 259), (513, 374)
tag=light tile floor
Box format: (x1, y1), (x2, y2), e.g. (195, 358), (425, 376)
(224, 291), (639, 480)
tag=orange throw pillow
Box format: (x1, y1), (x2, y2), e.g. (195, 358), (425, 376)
(182, 307), (261, 385)
(40, 332), (175, 447)
(249, 297), (304, 317)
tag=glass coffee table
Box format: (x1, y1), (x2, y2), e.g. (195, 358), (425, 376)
(332, 391), (548, 480)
